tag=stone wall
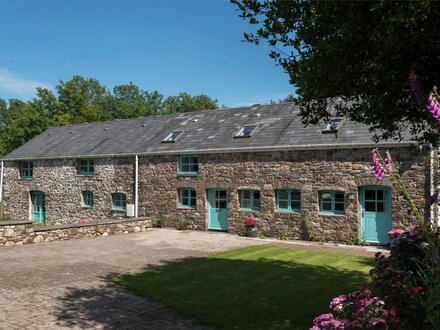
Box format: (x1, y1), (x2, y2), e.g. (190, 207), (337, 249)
(2, 145), (431, 242)
(0, 218), (152, 247)
(3, 157), (134, 224)
(139, 146), (429, 242)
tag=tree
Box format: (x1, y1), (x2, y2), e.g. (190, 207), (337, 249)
(232, 0), (440, 143)
(0, 76), (219, 156)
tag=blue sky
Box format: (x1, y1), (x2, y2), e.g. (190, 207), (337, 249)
(0, 1), (294, 107)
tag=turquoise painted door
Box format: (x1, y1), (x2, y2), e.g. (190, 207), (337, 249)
(31, 191), (46, 223)
(208, 189), (228, 230)
(360, 186), (392, 243)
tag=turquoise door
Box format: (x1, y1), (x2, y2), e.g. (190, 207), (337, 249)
(31, 191), (46, 223)
(360, 186), (392, 243)
(208, 189), (228, 230)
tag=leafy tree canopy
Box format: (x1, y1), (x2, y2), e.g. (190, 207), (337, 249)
(0, 75), (218, 156)
(232, 0), (440, 143)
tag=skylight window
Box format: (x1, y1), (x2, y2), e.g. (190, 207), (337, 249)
(235, 125), (257, 138)
(322, 119), (342, 133)
(162, 131), (183, 143)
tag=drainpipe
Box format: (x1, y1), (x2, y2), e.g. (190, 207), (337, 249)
(430, 145), (435, 227)
(135, 155), (139, 218)
(0, 161), (3, 203)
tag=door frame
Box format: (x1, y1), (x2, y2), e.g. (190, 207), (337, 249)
(359, 185), (392, 244)
(207, 188), (228, 231)
(30, 190), (46, 223)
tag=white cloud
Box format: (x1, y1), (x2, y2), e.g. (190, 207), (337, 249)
(0, 68), (52, 98)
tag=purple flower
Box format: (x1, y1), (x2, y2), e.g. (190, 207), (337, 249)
(384, 151), (392, 172)
(371, 149), (385, 180)
(409, 73), (424, 105)
(429, 193), (438, 205)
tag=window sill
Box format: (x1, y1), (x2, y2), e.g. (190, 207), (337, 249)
(77, 174), (96, 177)
(238, 208), (260, 212)
(111, 208), (126, 212)
(82, 206), (93, 209)
(178, 172), (199, 176)
(178, 206), (197, 210)
(319, 212), (345, 217)
(20, 177), (33, 180)
(275, 210), (301, 214)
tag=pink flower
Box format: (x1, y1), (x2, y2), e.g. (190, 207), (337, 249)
(384, 151), (392, 172)
(371, 149), (385, 180)
(78, 217), (90, 223)
(388, 229), (405, 236)
(244, 219), (257, 228)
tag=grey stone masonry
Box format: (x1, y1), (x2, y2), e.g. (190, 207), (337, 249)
(0, 218), (152, 247)
(1, 145), (432, 243)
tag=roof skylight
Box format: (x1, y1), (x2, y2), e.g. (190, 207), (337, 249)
(162, 131), (183, 143)
(235, 125), (257, 138)
(322, 119), (342, 133)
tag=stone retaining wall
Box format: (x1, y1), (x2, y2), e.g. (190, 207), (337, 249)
(0, 218), (152, 247)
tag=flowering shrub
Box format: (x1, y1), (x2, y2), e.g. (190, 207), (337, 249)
(244, 219), (257, 228)
(78, 217), (90, 223)
(312, 73), (440, 329)
(311, 286), (402, 329)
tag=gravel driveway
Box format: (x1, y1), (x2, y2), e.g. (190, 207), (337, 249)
(0, 228), (382, 329)
(0, 229), (259, 329)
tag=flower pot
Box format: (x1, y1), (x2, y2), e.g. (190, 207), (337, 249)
(246, 227), (259, 237)
(178, 223), (189, 230)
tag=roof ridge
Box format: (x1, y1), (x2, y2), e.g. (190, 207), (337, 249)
(45, 102), (297, 130)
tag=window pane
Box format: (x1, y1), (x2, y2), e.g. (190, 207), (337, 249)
(219, 200), (227, 209)
(182, 190), (189, 198)
(322, 202), (332, 211)
(253, 191), (260, 200)
(278, 200), (288, 209)
(190, 198), (197, 207)
(181, 164), (190, 172)
(190, 190), (196, 198)
(278, 190), (288, 201)
(365, 190), (375, 200)
(334, 202), (344, 211)
(377, 202), (386, 212)
(291, 191), (300, 201)
(242, 199), (251, 209)
(291, 201), (300, 210)
(191, 164), (199, 172)
(182, 197), (189, 206)
(181, 156), (190, 164)
(219, 190), (227, 199)
(321, 192), (332, 202)
(243, 191), (251, 200)
(334, 193), (344, 202)
(365, 201), (375, 212)
(377, 190), (385, 201)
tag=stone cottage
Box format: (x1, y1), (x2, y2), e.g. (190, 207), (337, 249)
(0, 102), (434, 243)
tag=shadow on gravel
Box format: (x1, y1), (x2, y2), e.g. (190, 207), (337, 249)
(52, 271), (202, 329)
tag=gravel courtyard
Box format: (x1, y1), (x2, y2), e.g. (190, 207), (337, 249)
(0, 229), (260, 329)
(0, 228), (382, 329)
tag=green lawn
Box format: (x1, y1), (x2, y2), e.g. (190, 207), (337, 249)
(114, 246), (373, 329)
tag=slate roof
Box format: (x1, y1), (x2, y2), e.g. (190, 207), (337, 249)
(2, 102), (413, 160)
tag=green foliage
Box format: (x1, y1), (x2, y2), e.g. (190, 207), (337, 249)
(232, 0), (440, 143)
(278, 228), (289, 240)
(155, 213), (167, 228)
(300, 216), (315, 241)
(0, 75), (218, 156)
(114, 245), (371, 329)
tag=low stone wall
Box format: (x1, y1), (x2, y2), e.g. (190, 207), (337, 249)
(0, 218), (152, 247)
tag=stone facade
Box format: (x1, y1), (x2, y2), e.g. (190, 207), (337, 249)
(1, 145), (431, 243)
(0, 218), (152, 247)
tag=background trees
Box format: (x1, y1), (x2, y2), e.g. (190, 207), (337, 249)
(0, 75), (218, 156)
(232, 0), (440, 142)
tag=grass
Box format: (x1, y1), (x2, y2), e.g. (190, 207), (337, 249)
(114, 245), (374, 329)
